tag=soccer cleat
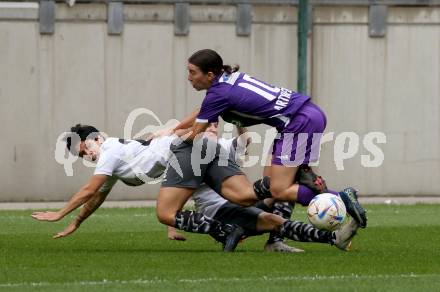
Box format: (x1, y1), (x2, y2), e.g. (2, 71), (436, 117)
(295, 165), (328, 194)
(223, 226), (246, 252)
(339, 187), (367, 228)
(334, 218), (359, 251)
(209, 231), (227, 245)
(209, 223), (235, 245)
(264, 241), (305, 253)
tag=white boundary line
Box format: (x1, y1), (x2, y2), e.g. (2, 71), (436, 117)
(0, 273), (438, 288)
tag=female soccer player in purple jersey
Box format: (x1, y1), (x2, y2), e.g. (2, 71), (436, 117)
(168, 49), (367, 228)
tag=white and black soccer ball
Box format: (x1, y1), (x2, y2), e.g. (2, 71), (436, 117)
(307, 193), (346, 231)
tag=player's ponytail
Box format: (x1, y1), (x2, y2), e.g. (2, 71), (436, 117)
(222, 64), (240, 75)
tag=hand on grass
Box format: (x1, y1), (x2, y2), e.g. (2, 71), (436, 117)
(167, 226), (186, 241)
(53, 222), (79, 239)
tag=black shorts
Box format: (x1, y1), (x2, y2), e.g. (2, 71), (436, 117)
(161, 139), (244, 194)
(213, 202), (263, 232)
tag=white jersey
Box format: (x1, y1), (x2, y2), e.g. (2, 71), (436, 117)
(95, 136), (176, 193)
(95, 135), (241, 219)
(192, 137), (238, 217)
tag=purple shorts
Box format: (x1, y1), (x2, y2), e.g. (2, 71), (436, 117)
(271, 101), (327, 166)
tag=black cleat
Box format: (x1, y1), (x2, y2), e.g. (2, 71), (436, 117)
(295, 165), (328, 194)
(223, 226), (246, 252)
(339, 187), (367, 228)
(209, 229), (227, 245)
(209, 223), (235, 245)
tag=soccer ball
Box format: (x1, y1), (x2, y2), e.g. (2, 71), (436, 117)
(307, 193), (346, 231)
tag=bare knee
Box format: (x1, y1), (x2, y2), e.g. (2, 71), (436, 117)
(156, 209), (176, 226)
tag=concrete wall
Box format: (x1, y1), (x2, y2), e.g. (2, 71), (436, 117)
(0, 3), (439, 201)
(312, 7), (440, 195)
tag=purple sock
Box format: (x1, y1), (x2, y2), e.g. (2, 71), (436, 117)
(327, 189), (339, 196)
(296, 185), (316, 206)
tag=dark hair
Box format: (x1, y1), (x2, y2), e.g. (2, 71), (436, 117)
(188, 49), (239, 76)
(65, 124), (100, 155)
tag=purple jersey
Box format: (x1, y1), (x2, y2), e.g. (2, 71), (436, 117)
(196, 72), (310, 130)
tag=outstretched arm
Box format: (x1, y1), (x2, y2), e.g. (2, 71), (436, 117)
(153, 127), (193, 139)
(152, 108), (202, 140)
(52, 190), (109, 239)
(31, 174), (108, 222)
(185, 122), (209, 141)
(173, 108), (200, 132)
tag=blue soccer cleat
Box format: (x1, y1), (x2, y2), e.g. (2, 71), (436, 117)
(339, 187), (367, 228)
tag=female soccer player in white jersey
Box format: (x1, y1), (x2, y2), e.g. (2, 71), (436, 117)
(32, 124), (358, 252)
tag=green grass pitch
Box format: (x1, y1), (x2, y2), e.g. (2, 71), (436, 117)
(1, 204), (440, 291)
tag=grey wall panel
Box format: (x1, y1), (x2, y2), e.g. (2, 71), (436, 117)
(312, 6), (440, 195)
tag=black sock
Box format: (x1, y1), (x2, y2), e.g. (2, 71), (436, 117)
(280, 220), (336, 245)
(253, 176), (272, 200)
(267, 202), (295, 244)
(175, 210), (222, 234)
